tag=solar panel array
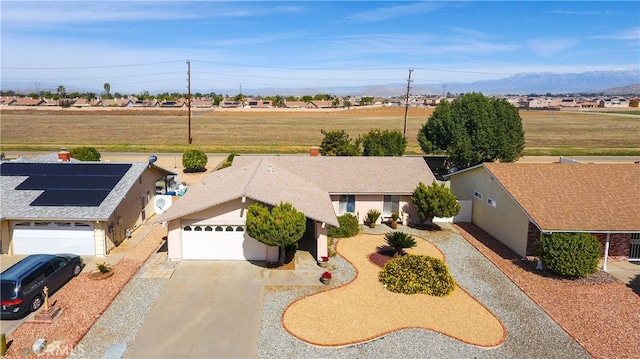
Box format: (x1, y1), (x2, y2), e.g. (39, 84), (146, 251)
(1, 162), (132, 207)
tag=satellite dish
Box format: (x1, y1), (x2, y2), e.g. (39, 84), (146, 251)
(148, 155), (158, 167)
(155, 197), (166, 209)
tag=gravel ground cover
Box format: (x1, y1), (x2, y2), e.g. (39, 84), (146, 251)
(258, 224), (591, 359)
(2, 225), (165, 359)
(456, 223), (640, 359)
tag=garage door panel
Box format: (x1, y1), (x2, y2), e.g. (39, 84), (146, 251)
(12, 222), (95, 255)
(182, 225), (266, 261)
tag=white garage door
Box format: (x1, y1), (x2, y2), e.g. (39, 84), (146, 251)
(12, 221), (95, 255)
(182, 224), (267, 260)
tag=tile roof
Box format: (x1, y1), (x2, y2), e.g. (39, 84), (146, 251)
(153, 159), (339, 227)
(232, 155), (436, 194)
(483, 162), (640, 232)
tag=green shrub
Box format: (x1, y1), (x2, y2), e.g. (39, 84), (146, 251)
(379, 255), (455, 296)
(219, 153), (237, 170)
(69, 147), (101, 161)
(328, 213), (360, 238)
(535, 232), (602, 278)
(182, 149), (208, 172)
(96, 262), (112, 274)
(384, 231), (417, 256)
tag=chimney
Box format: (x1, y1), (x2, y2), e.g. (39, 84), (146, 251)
(310, 146), (320, 157)
(58, 148), (70, 162)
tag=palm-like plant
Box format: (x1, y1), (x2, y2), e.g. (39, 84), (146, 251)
(385, 231), (417, 257)
(367, 209), (381, 228)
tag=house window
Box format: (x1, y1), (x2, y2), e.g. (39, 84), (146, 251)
(632, 233), (640, 240)
(474, 191), (482, 199)
(204, 226), (213, 232)
(215, 226), (224, 231)
(194, 226), (203, 231)
(183, 226), (192, 231)
(487, 198), (497, 208)
(339, 195), (355, 214)
(225, 226), (234, 232)
(236, 226), (244, 232)
(383, 195), (399, 216)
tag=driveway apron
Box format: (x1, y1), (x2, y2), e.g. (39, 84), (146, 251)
(125, 261), (265, 359)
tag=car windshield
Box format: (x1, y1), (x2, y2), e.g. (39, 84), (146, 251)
(1, 281), (17, 299)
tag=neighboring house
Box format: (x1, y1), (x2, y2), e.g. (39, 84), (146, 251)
(448, 163), (640, 269)
(598, 98), (630, 108)
(629, 98), (640, 108)
(103, 98), (134, 107)
(309, 100), (333, 109)
(0, 151), (174, 256)
(283, 101), (308, 108)
(153, 155), (437, 262)
(10, 98), (45, 106)
(191, 98), (213, 108)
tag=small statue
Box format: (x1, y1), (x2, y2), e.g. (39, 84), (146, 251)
(43, 286), (49, 310)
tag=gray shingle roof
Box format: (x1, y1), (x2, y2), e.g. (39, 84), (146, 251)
(153, 159), (339, 226)
(1, 162), (172, 221)
(232, 155), (436, 194)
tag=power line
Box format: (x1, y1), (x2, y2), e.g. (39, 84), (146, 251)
(1, 60), (184, 70)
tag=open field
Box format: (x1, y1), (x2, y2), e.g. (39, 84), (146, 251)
(1, 106), (639, 155)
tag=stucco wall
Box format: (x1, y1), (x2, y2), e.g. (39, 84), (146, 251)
(450, 167), (530, 257)
(330, 194), (416, 226)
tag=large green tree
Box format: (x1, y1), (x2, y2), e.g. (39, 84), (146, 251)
(362, 129), (407, 156)
(246, 202), (306, 265)
(411, 181), (461, 226)
(417, 93), (525, 170)
(69, 147), (101, 161)
(319, 129), (361, 156)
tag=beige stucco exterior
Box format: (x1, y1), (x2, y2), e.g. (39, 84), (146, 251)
(165, 197), (329, 262)
(330, 194), (417, 226)
(449, 166), (531, 257)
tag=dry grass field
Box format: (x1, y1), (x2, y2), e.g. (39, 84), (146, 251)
(1, 106), (638, 155)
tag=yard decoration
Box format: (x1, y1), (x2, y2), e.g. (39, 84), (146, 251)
(320, 271), (332, 285)
(89, 262), (114, 280)
(318, 256), (329, 268)
(366, 209), (381, 228)
(390, 211), (400, 229)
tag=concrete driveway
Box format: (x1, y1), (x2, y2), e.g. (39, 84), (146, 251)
(125, 261), (265, 359)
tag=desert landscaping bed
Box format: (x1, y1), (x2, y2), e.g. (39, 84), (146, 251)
(455, 223), (640, 359)
(282, 233), (506, 347)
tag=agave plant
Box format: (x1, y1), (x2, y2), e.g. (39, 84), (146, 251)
(384, 231), (417, 257)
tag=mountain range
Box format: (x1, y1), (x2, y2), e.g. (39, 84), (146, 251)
(3, 69), (639, 97)
(235, 69), (640, 97)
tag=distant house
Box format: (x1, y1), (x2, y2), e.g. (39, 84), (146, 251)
(0, 97), (18, 106)
(10, 98), (45, 107)
(133, 99), (159, 107)
(219, 99), (240, 108)
(559, 98), (578, 107)
(599, 98), (630, 108)
(629, 98), (640, 108)
(524, 98), (547, 109)
(283, 101), (309, 108)
(0, 151), (174, 256)
(102, 98), (134, 107)
(448, 162), (640, 269)
(191, 98), (213, 108)
(309, 100), (333, 109)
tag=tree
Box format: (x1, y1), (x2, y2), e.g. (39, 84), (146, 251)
(246, 202), (306, 265)
(411, 181), (461, 226)
(300, 95), (313, 102)
(57, 85), (66, 98)
(417, 92), (525, 170)
(360, 96), (374, 105)
(362, 129), (407, 156)
(69, 147), (101, 161)
(182, 149), (208, 172)
(319, 129), (361, 156)
(103, 83), (111, 98)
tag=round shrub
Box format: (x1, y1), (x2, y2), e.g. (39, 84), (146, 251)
(379, 255), (455, 296)
(328, 213), (360, 238)
(69, 146), (101, 161)
(535, 232), (602, 278)
(182, 149), (208, 172)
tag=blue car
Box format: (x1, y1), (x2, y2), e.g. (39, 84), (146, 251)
(1, 254), (83, 319)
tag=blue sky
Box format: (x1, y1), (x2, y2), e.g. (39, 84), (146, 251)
(1, 1), (638, 95)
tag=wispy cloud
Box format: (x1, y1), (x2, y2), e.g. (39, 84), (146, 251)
(591, 27), (640, 40)
(527, 38), (579, 57)
(548, 9), (622, 16)
(348, 2), (442, 23)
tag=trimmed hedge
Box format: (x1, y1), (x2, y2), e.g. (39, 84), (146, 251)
(182, 149), (208, 172)
(379, 255), (455, 296)
(328, 213), (360, 238)
(535, 232), (602, 278)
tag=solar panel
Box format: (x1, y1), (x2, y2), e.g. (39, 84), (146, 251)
(1, 162), (132, 207)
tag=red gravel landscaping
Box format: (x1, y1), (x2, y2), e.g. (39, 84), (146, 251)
(455, 223), (640, 359)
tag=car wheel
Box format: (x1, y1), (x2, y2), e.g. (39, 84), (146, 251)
(73, 262), (82, 277)
(30, 295), (43, 312)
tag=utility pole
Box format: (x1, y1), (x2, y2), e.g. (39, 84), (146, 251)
(403, 68), (413, 138)
(187, 60), (192, 144)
